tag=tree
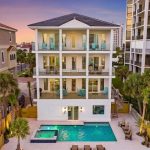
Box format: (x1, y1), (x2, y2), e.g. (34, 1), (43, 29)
(0, 72), (18, 117)
(25, 53), (35, 76)
(27, 81), (33, 106)
(17, 50), (26, 72)
(140, 87), (150, 134)
(124, 73), (144, 115)
(116, 65), (129, 81)
(10, 118), (29, 150)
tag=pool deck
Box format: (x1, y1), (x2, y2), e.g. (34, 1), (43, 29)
(2, 114), (148, 150)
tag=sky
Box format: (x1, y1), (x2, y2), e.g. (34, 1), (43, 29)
(0, 0), (126, 44)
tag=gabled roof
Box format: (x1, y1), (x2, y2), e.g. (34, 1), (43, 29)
(0, 23), (17, 32)
(28, 13), (119, 27)
(7, 46), (16, 51)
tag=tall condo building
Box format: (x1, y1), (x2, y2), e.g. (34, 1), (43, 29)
(28, 13), (119, 122)
(125, 0), (150, 73)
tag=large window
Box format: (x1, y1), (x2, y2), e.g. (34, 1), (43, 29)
(93, 105), (104, 114)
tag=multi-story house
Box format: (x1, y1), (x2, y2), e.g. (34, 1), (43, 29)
(0, 23), (17, 73)
(29, 13), (119, 122)
(125, 0), (150, 74)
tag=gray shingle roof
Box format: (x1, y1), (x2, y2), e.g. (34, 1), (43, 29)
(28, 13), (119, 27)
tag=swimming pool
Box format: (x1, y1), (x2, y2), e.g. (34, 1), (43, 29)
(39, 123), (117, 142)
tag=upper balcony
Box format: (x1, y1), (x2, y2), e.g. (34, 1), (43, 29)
(89, 30), (110, 51)
(37, 30), (59, 51)
(62, 30), (86, 51)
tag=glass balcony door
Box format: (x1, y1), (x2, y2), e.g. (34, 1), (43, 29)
(89, 79), (98, 93)
(68, 106), (79, 120)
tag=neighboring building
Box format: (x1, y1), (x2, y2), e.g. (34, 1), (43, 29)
(0, 23), (17, 73)
(124, 0), (150, 74)
(113, 25), (123, 49)
(28, 13), (119, 121)
(17, 42), (32, 53)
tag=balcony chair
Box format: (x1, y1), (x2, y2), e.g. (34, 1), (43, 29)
(103, 87), (108, 95)
(96, 145), (105, 150)
(50, 42), (55, 50)
(42, 43), (47, 49)
(84, 145), (92, 150)
(101, 42), (106, 50)
(70, 145), (79, 150)
(77, 89), (86, 97)
(56, 89), (68, 96)
(91, 43), (97, 50)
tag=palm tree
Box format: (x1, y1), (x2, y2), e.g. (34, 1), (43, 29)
(116, 65), (129, 81)
(25, 53), (35, 76)
(0, 72), (18, 117)
(10, 118), (29, 150)
(17, 50), (26, 72)
(140, 87), (150, 134)
(27, 81), (33, 106)
(124, 73), (144, 115)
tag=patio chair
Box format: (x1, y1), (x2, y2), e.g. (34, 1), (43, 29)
(84, 145), (92, 150)
(50, 42), (55, 50)
(92, 43), (97, 50)
(101, 42), (106, 50)
(42, 43), (47, 49)
(63, 89), (68, 96)
(96, 145), (105, 150)
(122, 123), (129, 132)
(103, 87), (108, 95)
(125, 130), (132, 140)
(118, 120), (126, 127)
(77, 89), (86, 97)
(70, 145), (79, 150)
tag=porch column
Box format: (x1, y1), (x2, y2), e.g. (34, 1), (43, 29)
(59, 29), (63, 99)
(35, 29), (38, 51)
(86, 29), (89, 99)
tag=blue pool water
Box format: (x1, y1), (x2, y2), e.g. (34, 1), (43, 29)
(39, 123), (117, 142)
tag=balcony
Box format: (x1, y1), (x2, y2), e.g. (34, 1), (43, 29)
(134, 61), (141, 66)
(63, 90), (86, 99)
(136, 21), (144, 27)
(88, 93), (108, 99)
(39, 68), (59, 76)
(62, 30), (86, 51)
(137, 6), (144, 14)
(38, 30), (59, 51)
(136, 35), (143, 40)
(40, 92), (60, 99)
(62, 69), (86, 76)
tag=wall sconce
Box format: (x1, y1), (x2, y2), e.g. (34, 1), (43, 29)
(62, 107), (67, 114)
(80, 107), (84, 112)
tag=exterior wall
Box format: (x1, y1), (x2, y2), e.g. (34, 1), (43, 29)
(37, 100), (111, 122)
(0, 28), (17, 72)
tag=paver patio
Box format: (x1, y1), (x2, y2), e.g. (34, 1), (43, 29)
(2, 114), (148, 150)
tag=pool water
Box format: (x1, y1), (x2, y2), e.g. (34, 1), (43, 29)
(35, 130), (56, 139)
(39, 123), (117, 142)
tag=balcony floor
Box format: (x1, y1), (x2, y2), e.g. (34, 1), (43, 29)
(40, 93), (60, 99)
(89, 93), (108, 99)
(63, 93), (86, 99)
(62, 72), (86, 76)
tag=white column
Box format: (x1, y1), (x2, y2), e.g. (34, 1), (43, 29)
(35, 29), (38, 51)
(86, 29), (89, 99)
(59, 29), (63, 99)
(141, 0), (149, 74)
(109, 29), (114, 99)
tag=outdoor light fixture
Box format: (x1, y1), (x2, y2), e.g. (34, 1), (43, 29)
(80, 107), (84, 112)
(62, 107), (67, 114)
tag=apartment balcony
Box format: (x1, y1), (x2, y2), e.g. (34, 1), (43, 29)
(135, 49), (142, 53)
(136, 21), (144, 27)
(62, 69), (86, 76)
(88, 93), (108, 99)
(39, 68), (60, 76)
(137, 6), (144, 14)
(134, 61), (141, 66)
(38, 43), (59, 51)
(63, 90), (86, 99)
(62, 30), (86, 51)
(40, 92), (60, 99)
(136, 35), (143, 40)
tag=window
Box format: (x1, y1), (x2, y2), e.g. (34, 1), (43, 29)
(9, 32), (12, 42)
(1, 51), (5, 63)
(93, 105), (104, 114)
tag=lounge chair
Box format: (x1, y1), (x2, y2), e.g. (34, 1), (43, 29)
(96, 145), (105, 150)
(84, 145), (92, 150)
(122, 123), (129, 132)
(70, 145), (78, 150)
(125, 130), (132, 140)
(118, 120), (125, 127)
(92, 43), (97, 50)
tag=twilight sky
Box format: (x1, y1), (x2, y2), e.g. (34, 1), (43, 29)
(0, 0), (126, 44)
